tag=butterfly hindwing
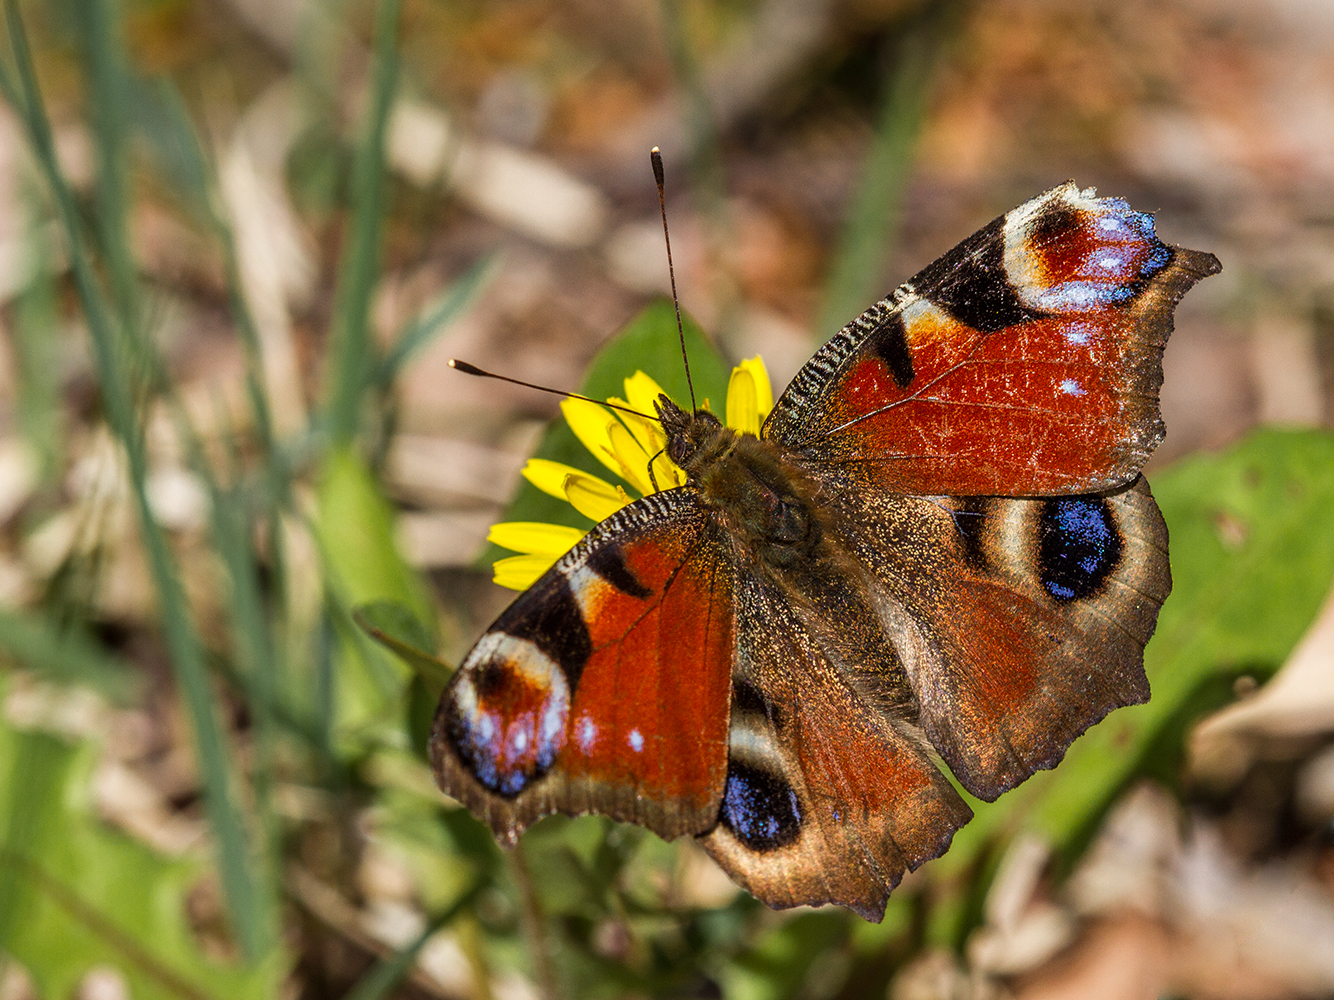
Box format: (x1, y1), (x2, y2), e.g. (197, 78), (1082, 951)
(699, 571), (972, 921)
(766, 182), (1221, 496)
(430, 490), (736, 844)
(820, 473), (1169, 801)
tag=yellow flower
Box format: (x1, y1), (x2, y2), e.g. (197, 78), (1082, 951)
(489, 357), (774, 590)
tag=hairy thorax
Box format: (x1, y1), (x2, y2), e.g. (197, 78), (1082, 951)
(656, 396), (824, 570)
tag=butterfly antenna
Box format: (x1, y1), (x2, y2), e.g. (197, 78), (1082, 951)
(652, 147), (696, 413)
(448, 359), (659, 421)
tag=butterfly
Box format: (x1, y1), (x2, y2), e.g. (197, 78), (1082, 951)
(429, 182), (1220, 921)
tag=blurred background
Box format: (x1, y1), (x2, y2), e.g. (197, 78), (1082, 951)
(1, 0), (1333, 998)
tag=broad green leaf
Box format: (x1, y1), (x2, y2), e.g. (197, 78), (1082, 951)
(316, 447), (434, 738)
(481, 301), (730, 562)
(0, 717), (282, 1000)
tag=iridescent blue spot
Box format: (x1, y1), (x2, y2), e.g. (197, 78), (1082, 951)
(1038, 498), (1122, 602)
(1060, 378), (1084, 396)
(718, 760), (802, 851)
(1126, 210), (1157, 240)
(628, 729), (645, 752)
(1140, 242), (1172, 276)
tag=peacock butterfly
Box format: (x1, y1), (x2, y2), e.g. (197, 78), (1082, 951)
(429, 182), (1220, 921)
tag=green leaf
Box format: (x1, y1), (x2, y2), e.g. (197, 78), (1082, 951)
(481, 300), (730, 563)
(0, 717), (282, 1000)
(317, 449), (433, 625)
(316, 447), (434, 738)
(1031, 428), (1334, 839)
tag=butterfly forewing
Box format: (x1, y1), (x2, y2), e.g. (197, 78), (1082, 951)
(765, 182), (1222, 496)
(430, 489), (736, 844)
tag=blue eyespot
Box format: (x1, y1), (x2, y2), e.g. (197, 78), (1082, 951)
(1038, 498), (1122, 602)
(718, 760), (802, 851)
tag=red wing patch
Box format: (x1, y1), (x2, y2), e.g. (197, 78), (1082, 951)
(765, 183), (1221, 496)
(430, 489), (735, 844)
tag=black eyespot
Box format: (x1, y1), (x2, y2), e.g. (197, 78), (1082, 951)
(718, 759), (801, 851)
(1038, 498), (1122, 602)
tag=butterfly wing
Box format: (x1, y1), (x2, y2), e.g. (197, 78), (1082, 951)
(818, 473), (1169, 801)
(430, 489), (735, 844)
(765, 182), (1221, 496)
(698, 561), (972, 921)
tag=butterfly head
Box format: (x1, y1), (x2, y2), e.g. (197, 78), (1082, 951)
(656, 394), (729, 476)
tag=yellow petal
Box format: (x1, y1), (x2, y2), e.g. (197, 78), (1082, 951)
(564, 471), (632, 522)
(605, 419), (654, 496)
(624, 371), (671, 417)
(607, 395), (666, 458)
(561, 397), (623, 479)
(521, 458), (589, 499)
(493, 553), (557, 591)
(726, 366), (760, 437)
(738, 355), (773, 421)
(487, 521), (586, 556)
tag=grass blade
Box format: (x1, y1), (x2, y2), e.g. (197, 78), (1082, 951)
(325, 0), (402, 446)
(374, 253), (499, 389)
(0, 610), (138, 703)
(67, 0), (139, 334)
(1, 1), (270, 960)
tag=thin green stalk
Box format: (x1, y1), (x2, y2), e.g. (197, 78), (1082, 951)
(177, 399), (282, 893)
(0, 1), (269, 960)
(10, 252), (62, 479)
(511, 845), (559, 1000)
(326, 0), (401, 446)
(0, 609), (138, 703)
(135, 77), (296, 702)
(816, 2), (959, 340)
(373, 253), (500, 389)
(72, 0), (138, 328)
